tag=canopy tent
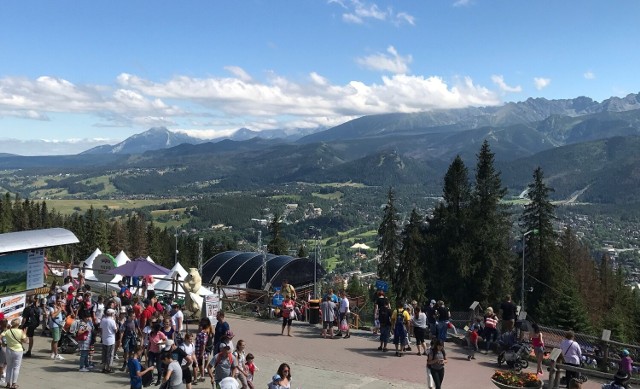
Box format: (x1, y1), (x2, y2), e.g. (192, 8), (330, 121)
(72, 248), (102, 278)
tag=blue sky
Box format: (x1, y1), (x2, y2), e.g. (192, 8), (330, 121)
(1, 0), (639, 154)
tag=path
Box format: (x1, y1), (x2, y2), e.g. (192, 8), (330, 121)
(13, 315), (606, 388)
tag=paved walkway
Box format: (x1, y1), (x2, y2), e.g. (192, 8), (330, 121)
(13, 315), (605, 388)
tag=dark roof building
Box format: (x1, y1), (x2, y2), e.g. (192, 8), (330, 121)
(202, 251), (325, 290)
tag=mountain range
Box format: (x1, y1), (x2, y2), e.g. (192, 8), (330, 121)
(2, 92), (640, 204)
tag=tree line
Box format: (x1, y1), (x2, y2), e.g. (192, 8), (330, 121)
(377, 140), (640, 343)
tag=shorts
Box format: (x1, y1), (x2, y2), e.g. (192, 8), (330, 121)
(322, 321), (333, 330)
(197, 354), (208, 367)
(122, 335), (137, 352)
(26, 325), (37, 337)
(182, 366), (193, 384)
(534, 346), (544, 356)
(414, 327), (426, 344)
(51, 327), (61, 342)
(282, 318), (292, 328)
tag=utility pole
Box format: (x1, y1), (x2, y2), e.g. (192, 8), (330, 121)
(258, 231), (267, 289)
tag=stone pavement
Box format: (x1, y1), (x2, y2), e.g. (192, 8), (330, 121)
(15, 316), (605, 388)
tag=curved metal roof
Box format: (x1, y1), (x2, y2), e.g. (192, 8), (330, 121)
(202, 251), (325, 289)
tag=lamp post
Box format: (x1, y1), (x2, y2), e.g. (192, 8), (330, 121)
(521, 229), (537, 312)
(174, 231), (179, 265)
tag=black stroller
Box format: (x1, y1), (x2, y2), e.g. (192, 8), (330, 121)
(497, 330), (532, 372)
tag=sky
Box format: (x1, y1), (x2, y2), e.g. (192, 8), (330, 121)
(1, 0), (640, 155)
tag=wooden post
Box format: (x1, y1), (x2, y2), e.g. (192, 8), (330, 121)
(602, 329), (611, 373)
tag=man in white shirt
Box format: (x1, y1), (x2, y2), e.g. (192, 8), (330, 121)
(100, 308), (118, 373)
(339, 291), (351, 339)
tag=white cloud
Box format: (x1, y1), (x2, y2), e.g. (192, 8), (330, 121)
(583, 71), (595, 80)
(356, 46), (412, 74)
(224, 66), (253, 82)
(533, 77), (551, 90)
(491, 75), (522, 93)
(332, 0), (415, 26)
(0, 69), (501, 138)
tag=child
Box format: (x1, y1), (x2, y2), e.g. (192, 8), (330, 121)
(245, 353), (257, 389)
(466, 317), (482, 360)
(77, 315), (94, 372)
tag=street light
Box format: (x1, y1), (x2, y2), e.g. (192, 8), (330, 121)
(309, 227), (321, 299)
(521, 229), (537, 312)
(174, 231), (179, 265)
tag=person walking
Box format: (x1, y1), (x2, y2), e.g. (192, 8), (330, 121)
(427, 339), (447, 389)
(148, 321), (168, 384)
(411, 306), (428, 355)
(377, 301), (391, 352)
(161, 351), (184, 389)
(20, 296), (40, 358)
(208, 341), (237, 388)
(1, 318), (26, 389)
(128, 345), (154, 389)
(339, 291), (351, 339)
(530, 322), (545, 375)
(280, 295), (295, 337)
(499, 295), (517, 333)
(425, 300), (438, 341)
(483, 307), (499, 353)
(435, 301), (450, 343)
(391, 300), (410, 357)
(560, 331), (582, 388)
(320, 295), (336, 339)
(101, 308), (118, 373)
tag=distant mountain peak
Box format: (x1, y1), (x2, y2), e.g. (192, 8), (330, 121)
(80, 127), (201, 155)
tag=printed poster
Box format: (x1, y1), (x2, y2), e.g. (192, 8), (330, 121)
(0, 293), (26, 320)
(0, 252), (28, 293)
(27, 249), (45, 290)
(205, 293), (221, 326)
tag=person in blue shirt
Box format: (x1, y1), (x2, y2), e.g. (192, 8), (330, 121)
(129, 345), (154, 389)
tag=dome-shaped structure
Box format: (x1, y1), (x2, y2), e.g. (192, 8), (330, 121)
(202, 251), (325, 289)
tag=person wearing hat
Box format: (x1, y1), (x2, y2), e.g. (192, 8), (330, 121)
(619, 349), (633, 375)
(101, 308), (118, 373)
(208, 341), (237, 387)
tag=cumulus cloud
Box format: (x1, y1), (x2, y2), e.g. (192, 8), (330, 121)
(0, 69), (501, 139)
(583, 71), (595, 80)
(356, 46), (412, 74)
(491, 75), (522, 93)
(224, 66), (253, 82)
(332, 0), (415, 26)
(533, 77), (551, 90)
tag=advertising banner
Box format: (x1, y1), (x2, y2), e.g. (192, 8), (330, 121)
(93, 253), (117, 282)
(0, 293), (26, 320)
(0, 252), (28, 294)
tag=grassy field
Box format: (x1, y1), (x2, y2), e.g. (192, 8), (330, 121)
(46, 199), (180, 214)
(312, 191), (343, 200)
(83, 175), (118, 195)
(317, 181), (367, 188)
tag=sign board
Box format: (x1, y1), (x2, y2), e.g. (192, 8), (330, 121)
(0, 250), (45, 293)
(602, 329), (611, 342)
(205, 293), (221, 327)
(375, 279), (388, 292)
(518, 310), (527, 321)
(93, 254), (117, 283)
(0, 293), (26, 321)
(26, 249), (45, 290)
(549, 348), (562, 362)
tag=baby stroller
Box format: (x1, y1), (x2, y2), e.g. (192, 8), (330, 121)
(58, 327), (79, 354)
(497, 331), (531, 372)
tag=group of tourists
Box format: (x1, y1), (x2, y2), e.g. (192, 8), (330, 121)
(318, 288), (351, 339)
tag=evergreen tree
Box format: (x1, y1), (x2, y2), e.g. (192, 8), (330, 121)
(0, 193), (12, 232)
(127, 213), (149, 258)
(396, 209), (426, 304)
(296, 244), (308, 258)
(377, 188), (400, 297)
(109, 220), (128, 254)
(521, 167), (558, 317)
(469, 141), (514, 307)
(346, 274), (365, 297)
(267, 212), (288, 255)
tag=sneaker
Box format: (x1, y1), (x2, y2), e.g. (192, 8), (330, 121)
(55, 354), (65, 360)
(24, 351), (32, 357)
(50, 353), (56, 359)
(79, 367), (90, 372)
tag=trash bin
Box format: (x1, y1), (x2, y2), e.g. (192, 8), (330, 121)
(308, 299), (321, 325)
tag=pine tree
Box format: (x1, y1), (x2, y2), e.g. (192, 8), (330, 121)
(0, 193), (12, 232)
(267, 212), (288, 255)
(109, 220), (128, 254)
(297, 244), (308, 258)
(396, 209), (426, 304)
(377, 188), (400, 298)
(470, 141), (514, 307)
(521, 167), (558, 317)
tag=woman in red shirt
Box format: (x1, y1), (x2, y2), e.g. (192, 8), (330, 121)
(280, 295), (296, 337)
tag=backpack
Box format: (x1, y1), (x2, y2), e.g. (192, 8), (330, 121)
(204, 334), (214, 354)
(214, 352), (233, 367)
(27, 306), (40, 327)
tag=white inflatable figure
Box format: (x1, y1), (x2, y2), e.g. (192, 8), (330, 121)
(183, 268), (205, 318)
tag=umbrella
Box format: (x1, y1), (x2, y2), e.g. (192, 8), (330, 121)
(106, 259), (170, 277)
(350, 243), (371, 254)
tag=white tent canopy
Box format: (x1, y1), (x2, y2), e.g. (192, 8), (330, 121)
(72, 248), (102, 278)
